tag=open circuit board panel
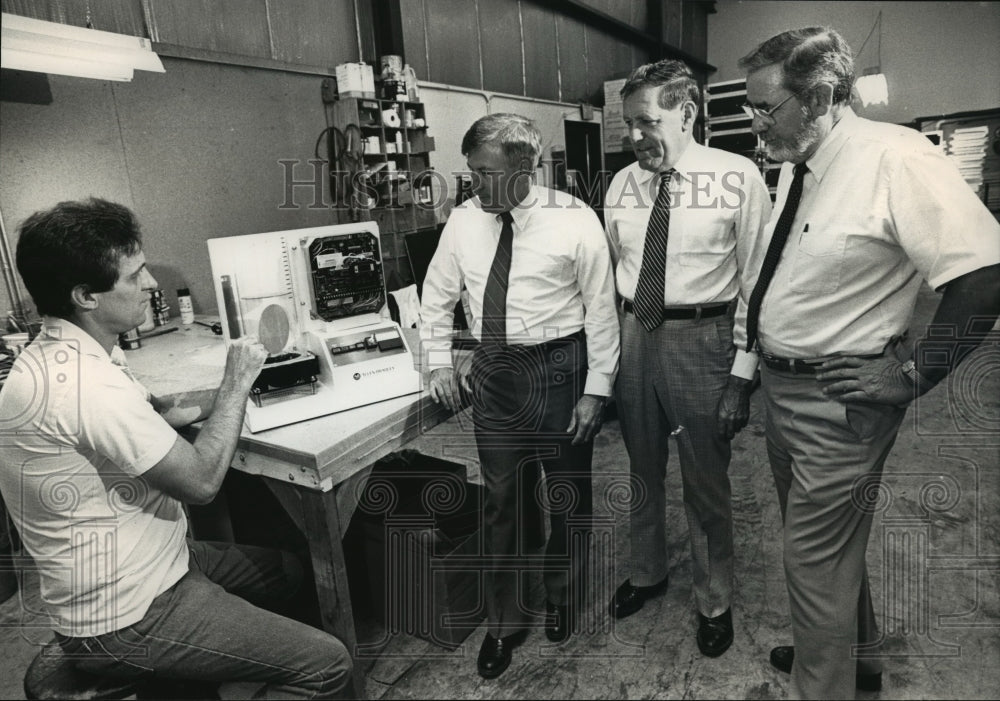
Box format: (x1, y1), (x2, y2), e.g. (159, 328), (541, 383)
(306, 232), (385, 321)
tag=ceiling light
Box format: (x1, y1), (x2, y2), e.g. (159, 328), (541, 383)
(1, 12), (164, 82)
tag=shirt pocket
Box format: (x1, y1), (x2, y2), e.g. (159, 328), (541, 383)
(676, 210), (734, 268)
(788, 221), (850, 294)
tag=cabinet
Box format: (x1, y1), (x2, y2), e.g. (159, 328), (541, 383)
(330, 96), (439, 283)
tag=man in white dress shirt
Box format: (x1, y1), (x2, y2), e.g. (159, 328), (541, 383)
(420, 113), (620, 679)
(603, 59), (771, 658)
(723, 27), (1000, 699)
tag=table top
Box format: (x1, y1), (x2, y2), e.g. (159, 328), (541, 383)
(125, 317), (458, 490)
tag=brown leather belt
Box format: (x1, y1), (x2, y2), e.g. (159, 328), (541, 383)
(622, 300), (730, 320)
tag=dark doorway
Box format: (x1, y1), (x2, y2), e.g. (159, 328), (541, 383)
(564, 120), (607, 222)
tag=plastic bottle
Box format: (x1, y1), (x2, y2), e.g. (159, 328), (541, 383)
(177, 288), (195, 325)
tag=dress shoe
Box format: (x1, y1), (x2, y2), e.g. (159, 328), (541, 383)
(769, 646), (883, 691)
(477, 631), (525, 679)
(545, 601), (572, 643)
(609, 576), (669, 619)
(696, 608), (734, 657)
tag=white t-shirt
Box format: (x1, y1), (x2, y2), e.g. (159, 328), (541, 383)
(0, 317), (188, 636)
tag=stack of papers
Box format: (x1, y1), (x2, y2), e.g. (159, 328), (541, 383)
(946, 125), (988, 192)
(603, 79), (629, 153)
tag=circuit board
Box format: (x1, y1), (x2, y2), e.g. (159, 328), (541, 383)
(306, 232), (385, 321)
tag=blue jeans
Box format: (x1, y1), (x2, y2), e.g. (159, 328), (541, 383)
(56, 541), (353, 699)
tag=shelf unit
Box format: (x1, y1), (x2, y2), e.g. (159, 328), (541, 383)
(330, 95), (439, 284)
(704, 78), (778, 200)
(917, 109), (1000, 220)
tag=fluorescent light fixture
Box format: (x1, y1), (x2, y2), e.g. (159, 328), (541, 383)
(1, 12), (164, 82)
(856, 70), (889, 107)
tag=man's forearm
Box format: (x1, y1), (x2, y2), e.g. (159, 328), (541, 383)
(188, 376), (250, 497)
(915, 264), (1000, 386)
(153, 388), (217, 428)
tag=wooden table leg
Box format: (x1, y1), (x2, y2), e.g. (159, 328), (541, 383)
(264, 479), (366, 699)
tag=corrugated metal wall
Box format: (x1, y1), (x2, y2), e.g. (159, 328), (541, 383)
(0, 0), (712, 316)
(1, 0), (362, 71)
(400, 0), (654, 104)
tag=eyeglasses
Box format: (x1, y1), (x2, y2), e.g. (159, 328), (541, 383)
(741, 92), (797, 122)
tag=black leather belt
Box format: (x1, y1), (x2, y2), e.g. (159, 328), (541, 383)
(759, 353), (825, 375)
(476, 328), (585, 353)
(622, 300), (730, 320)
(759, 350), (883, 375)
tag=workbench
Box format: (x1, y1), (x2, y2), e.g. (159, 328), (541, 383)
(125, 319), (479, 698)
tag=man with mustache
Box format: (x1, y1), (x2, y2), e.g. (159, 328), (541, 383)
(726, 27), (1000, 699)
(603, 59), (771, 657)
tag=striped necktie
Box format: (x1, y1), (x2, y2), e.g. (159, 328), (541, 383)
(633, 169), (675, 331)
(481, 210), (514, 344)
(744, 162), (808, 353)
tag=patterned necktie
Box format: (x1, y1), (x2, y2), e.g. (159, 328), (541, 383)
(481, 210), (514, 345)
(744, 162), (808, 353)
(633, 169), (676, 331)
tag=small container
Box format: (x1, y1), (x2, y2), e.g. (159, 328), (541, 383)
(119, 327), (141, 351)
(177, 288), (195, 325)
(139, 293), (156, 332)
(151, 290), (169, 326)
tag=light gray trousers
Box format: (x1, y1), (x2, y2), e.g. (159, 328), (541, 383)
(762, 364), (905, 700)
(615, 310), (736, 618)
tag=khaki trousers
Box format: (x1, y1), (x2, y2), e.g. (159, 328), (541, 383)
(761, 365), (906, 700)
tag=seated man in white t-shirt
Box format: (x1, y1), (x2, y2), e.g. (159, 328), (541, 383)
(0, 198), (353, 699)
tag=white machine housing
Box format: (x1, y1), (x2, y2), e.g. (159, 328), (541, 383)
(207, 222), (422, 433)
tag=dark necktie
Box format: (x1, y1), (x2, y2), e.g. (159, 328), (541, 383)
(481, 210), (514, 345)
(744, 162), (808, 353)
(632, 169), (675, 332)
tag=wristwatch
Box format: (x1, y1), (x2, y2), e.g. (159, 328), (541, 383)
(899, 359), (930, 393)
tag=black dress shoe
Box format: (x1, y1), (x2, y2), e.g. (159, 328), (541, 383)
(545, 601), (572, 643)
(477, 631), (525, 679)
(697, 608), (734, 657)
(609, 576), (669, 619)
(769, 645), (883, 691)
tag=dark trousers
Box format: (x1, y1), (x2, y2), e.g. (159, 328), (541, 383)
(470, 331), (593, 637)
(57, 541), (353, 700)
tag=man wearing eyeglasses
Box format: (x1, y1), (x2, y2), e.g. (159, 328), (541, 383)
(602, 59), (771, 658)
(723, 27), (1000, 699)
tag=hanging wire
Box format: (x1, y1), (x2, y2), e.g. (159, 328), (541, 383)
(856, 11), (882, 68)
(877, 11), (882, 67)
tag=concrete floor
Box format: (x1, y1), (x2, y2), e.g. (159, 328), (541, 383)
(1, 286), (998, 699)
